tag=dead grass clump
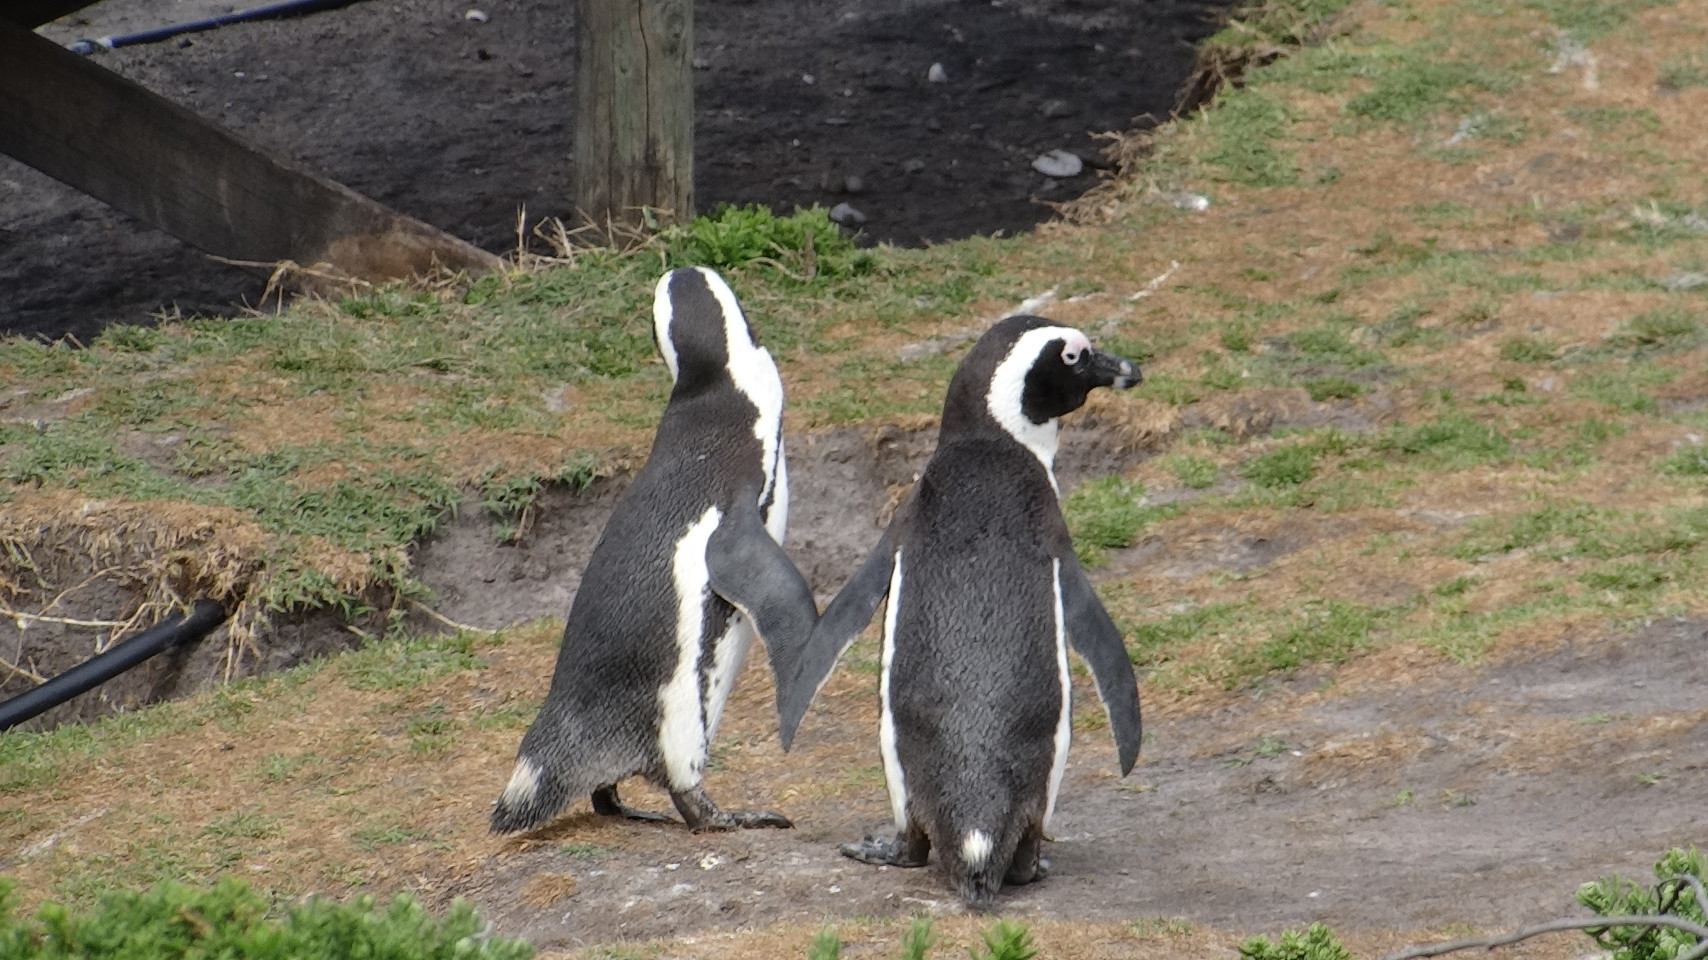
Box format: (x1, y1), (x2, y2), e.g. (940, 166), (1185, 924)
(0, 488), (376, 677)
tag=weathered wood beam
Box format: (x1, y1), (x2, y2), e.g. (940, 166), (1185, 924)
(574, 0), (693, 230)
(0, 18), (500, 286)
(6, 0), (98, 30)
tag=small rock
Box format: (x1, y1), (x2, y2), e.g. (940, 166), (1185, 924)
(901, 158), (925, 174)
(692, 56), (710, 69)
(927, 62), (948, 83)
(464, 8), (488, 21)
(1164, 190), (1211, 211)
(1664, 271), (1708, 291)
(1039, 98), (1075, 118)
(1031, 149), (1083, 178)
(843, 175), (865, 194)
(828, 202), (868, 226)
(925, 117), (941, 132)
(802, 73), (816, 85)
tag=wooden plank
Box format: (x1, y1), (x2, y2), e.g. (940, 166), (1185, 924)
(0, 19), (500, 284)
(574, 0), (693, 230)
(6, 0), (99, 30)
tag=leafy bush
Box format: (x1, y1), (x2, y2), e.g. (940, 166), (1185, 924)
(665, 204), (877, 282)
(1239, 923), (1353, 960)
(0, 876), (532, 959)
(1577, 847), (1706, 960)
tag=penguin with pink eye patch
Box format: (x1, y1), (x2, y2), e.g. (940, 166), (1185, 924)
(778, 314), (1144, 904)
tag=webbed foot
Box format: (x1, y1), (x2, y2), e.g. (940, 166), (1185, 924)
(671, 785), (792, 832)
(839, 832), (930, 868)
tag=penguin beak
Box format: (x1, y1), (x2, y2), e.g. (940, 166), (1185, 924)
(1089, 349), (1141, 390)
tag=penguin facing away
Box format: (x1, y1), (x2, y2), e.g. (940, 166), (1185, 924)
(491, 266), (818, 834)
(777, 314), (1143, 902)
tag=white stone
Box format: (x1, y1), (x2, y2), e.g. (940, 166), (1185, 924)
(1031, 149), (1083, 178)
(927, 62), (948, 83)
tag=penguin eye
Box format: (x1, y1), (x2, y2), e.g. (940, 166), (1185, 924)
(1062, 347), (1082, 366)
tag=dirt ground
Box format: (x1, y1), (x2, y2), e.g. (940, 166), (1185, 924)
(402, 426), (1707, 951)
(2, 0), (1229, 341)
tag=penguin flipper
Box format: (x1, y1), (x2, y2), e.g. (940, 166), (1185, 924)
(1059, 559), (1142, 775)
(776, 527), (897, 749)
(706, 494), (820, 700)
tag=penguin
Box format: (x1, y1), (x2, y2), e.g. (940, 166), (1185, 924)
(490, 266), (818, 834)
(776, 314), (1144, 902)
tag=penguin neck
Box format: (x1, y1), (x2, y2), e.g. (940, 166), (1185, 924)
(940, 394), (1060, 491)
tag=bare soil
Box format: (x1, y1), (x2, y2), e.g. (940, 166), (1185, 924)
(406, 426), (1705, 951)
(2, 0), (1230, 341)
(4, 421), (1703, 954)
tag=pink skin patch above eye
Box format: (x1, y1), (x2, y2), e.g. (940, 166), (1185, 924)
(1059, 331), (1092, 365)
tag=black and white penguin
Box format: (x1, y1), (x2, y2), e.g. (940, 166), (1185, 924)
(491, 266), (817, 834)
(777, 314), (1144, 902)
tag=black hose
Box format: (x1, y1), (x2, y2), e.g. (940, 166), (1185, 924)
(0, 599), (228, 732)
(68, 0), (368, 55)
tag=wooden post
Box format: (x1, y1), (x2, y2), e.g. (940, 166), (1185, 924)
(574, 0), (694, 231)
(0, 18), (500, 285)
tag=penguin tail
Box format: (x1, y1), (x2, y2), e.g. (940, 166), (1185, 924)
(946, 827), (1012, 907)
(489, 754), (574, 834)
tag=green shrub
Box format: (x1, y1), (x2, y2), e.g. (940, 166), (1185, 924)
(0, 876), (531, 959)
(968, 919), (1037, 960)
(665, 204), (876, 281)
(1239, 923), (1352, 960)
(1576, 847), (1706, 960)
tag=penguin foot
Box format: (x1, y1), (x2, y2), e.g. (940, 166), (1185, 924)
(1005, 856), (1052, 886)
(591, 785), (675, 824)
(839, 834), (929, 868)
(670, 786), (793, 832)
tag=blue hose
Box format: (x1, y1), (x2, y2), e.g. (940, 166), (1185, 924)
(69, 0), (368, 55)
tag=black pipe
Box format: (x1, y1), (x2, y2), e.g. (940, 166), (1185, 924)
(68, 0), (368, 55)
(0, 599), (228, 732)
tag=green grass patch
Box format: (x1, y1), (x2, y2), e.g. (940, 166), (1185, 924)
(1063, 476), (1175, 568)
(1344, 56), (1501, 124)
(1165, 454), (1219, 489)
(1233, 600), (1383, 679)
(1242, 444), (1318, 488)
(1201, 88), (1299, 187)
(1374, 412), (1509, 467)
(0, 876), (531, 959)
(1301, 376), (1366, 401)
(1524, 0), (1672, 39)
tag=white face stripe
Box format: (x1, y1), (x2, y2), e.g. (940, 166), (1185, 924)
(652, 272), (681, 382)
(1044, 558), (1073, 830)
(695, 268), (787, 512)
(986, 325), (1084, 492)
(878, 550), (910, 831)
(659, 506), (723, 790)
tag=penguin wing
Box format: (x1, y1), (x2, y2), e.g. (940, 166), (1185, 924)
(775, 525), (897, 750)
(1059, 557), (1143, 775)
(706, 493), (820, 705)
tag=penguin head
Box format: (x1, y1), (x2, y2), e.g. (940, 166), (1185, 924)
(651, 267), (768, 392)
(941, 314), (1141, 458)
